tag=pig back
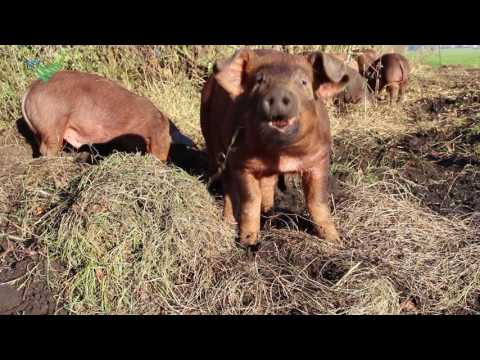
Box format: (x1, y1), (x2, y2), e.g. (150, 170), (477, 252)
(23, 71), (169, 145)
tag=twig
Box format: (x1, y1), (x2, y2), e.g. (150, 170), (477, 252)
(206, 126), (243, 188)
(333, 262), (363, 289)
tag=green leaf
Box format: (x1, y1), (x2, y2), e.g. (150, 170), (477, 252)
(50, 64), (62, 72)
(35, 67), (49, 77)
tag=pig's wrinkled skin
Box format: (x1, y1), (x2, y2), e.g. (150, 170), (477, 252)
(366, 53), (411, 104)
(201, 48), (350, 247)
(22, 71), (173, 160)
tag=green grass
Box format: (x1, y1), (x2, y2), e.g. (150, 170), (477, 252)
(408, 48), (480, 68)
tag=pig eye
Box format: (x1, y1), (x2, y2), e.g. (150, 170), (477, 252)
(300, 79), (308, 87)
(255, 73), (265, 84)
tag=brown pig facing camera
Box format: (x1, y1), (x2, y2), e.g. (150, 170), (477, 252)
(201, 48), (350, 248)
(21, 71), (172, 160)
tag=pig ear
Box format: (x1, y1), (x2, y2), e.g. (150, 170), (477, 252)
(213, 48), (255, 98)
(307, 52), (350, 98)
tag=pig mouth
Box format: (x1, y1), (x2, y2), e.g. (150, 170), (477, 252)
(268, 117), (297, 131)
(259, 115), (300, 147)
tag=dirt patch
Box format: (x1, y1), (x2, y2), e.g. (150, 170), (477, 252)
(407, 92), (480, 123)
(387, 92), (480, 215)
(0, 130), (86, 314)
(333, 131), (480, 217)
(0, 256), (65, 315)
(331, 66), (480, 218)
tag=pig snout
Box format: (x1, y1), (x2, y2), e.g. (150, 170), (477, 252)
(169, 121), (197, 148)
(261, 87), (298, 122)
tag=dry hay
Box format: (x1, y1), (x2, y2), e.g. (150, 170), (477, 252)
(3, 152), (476, 315)
(30, 154), (235, 314)
(335, 182), (480, 314)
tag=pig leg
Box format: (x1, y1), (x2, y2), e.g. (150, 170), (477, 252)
(222, 172), (237, 225)
(302, 165), (341, 244)
(149, 136), (171, 162)
(398, 82), (407, 103)
(260, 175), (278, 213)
(387, 84), (399, 105)
(39, 135), (63, 157)
(236, 170), (262, 246)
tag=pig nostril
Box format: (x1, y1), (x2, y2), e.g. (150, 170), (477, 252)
(282, 97), (290, 107)
(268, 98), (275, 106)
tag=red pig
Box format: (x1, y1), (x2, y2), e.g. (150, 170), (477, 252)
(201, 48), (350, 247)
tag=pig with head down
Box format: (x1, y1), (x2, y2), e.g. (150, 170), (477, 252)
(21, 71), (176, 160)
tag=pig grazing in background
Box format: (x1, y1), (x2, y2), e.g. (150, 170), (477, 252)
(303, 51), (371, 106)
(329, 52), (359, 72)
(338, 65), (371, 105)
(354, 48), (379, 76)
(365, 53), (411, 104)
(21, 71), (173, 160)
(326, 54), (371, 105)
(201, 48), (350, 247)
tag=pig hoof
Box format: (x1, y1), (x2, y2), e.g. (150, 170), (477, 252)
(261, 208), (275, 217)
(320, 227), (343, 246)
(261, 205), (274, 214)
(237, 232), (259, 248)
(325, 233), (343, 246)
(224, 216), (237, 228)
(235, 239), (261, 254)
(223, 210), (236, 224)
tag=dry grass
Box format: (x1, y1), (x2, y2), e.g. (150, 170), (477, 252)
(1, 153), (477, 315)
(336, 182), (479, 314)
(0, 45), (369, 140)
(1, 46), (479, 315)
(11, 154), (236, 314)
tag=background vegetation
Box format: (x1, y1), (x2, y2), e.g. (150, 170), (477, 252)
(0, 45), (479, 315)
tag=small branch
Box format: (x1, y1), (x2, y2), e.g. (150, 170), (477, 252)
(206, 126), (243, 188)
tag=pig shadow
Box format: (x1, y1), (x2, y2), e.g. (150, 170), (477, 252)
(16, 117), (41, 158)
(262, 178), (316, 234)
(260, 174), (342, 235)
(16, 117), (316, 235)
(15, 117), (210, 179)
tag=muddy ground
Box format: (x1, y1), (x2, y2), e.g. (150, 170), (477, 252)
(0, 65), (479, 314)
(331, 66), (480, 217)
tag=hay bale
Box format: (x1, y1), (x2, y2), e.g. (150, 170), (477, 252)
(39, 153), (235, 314)
(9, 157), (85, 238)
(1, 154), (85, 243)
